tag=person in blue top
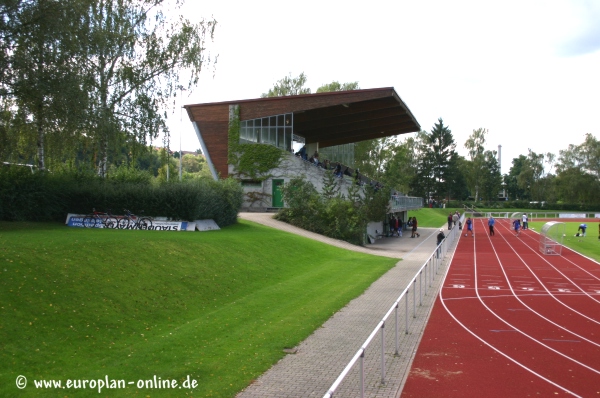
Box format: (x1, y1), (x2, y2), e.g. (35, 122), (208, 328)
(513, 218), (522, 237)
(465, 217), (473, 237)
(488, 216), (495, 236)
(578, 224), (587, 237)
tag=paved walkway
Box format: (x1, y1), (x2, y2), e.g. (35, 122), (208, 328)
(236, 213), (459, 398)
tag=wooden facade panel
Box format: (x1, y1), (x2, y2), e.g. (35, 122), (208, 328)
(239, 88), (394, 120)
(294, 97), (399, 123)
(187, 104), (229, 123)
(196, 120), (229, 178)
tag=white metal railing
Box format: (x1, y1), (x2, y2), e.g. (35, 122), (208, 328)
(464, 211), (595, 219)
(323, 216), (462, 398)
(390, 196), (423, 211)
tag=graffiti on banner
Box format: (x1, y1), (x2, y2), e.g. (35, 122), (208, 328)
(65, 214), (189, 231)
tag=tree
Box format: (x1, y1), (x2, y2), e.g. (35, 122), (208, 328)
(554, 134), (600, 204)
(464, 127), (487, 200)
(506, 155), (528, 200)
(316, 81), (359, 93)
(261, 72), (310, 97)
(0, 0), (22, 92)
(409, 130), (435, 199)
(445, 152), (470, 201)
(1, 0), (216, 174)
(381, 138), (416, 194)
(555, 167), (599, 205)
(354, 136), (396, 181)
(556, 133), (600, 178)
(321, 169), (340, 200)
(409, 120), (456, 201)
(82, 0), (216, 176)
(7, 0), (90, 170)
(580, 133), (600, 178)
(480, 150), (502, 201)
(427, 118), (456, 200)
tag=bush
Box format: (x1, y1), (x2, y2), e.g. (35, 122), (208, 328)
(0, 169), (243, 226)
(108, 164), (153, 184)
(275, 177), (385, 246)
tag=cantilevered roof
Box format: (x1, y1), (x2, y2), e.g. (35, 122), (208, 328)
(184, 87), (420, 178)
(185, 87), (420, 147)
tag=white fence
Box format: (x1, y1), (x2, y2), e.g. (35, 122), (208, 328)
(469, 211), (598, 219)
(389, 196), (423, 212)
(322, 217), (462, 398)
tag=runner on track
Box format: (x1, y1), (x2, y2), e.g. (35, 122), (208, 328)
(513, 218), (522, 237)
(488, 216), (495, 236)
(466, 217), (473, 237)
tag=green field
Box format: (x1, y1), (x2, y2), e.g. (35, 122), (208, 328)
(0, 221), (398, 397)
(528, 221), (600, 262)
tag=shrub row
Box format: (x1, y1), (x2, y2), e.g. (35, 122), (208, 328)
(0, 168), (243, 226)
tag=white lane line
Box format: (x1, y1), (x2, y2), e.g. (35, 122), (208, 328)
(494, 221), (600, 322)
(481, 224), (600, 350)
(439, 245), (582, 397)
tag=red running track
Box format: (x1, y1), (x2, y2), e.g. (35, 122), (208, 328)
(401, 218), (600, 397)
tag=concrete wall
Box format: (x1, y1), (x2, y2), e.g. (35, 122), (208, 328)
(236, 151), (360, 210)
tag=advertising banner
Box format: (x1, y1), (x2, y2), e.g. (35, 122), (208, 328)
(558, 213), (586, 218)
(65, 214), (191, 231)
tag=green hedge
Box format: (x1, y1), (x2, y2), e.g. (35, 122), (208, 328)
(0, 168), (243, 226)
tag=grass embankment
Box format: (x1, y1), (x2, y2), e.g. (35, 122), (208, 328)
(408, 207), (464, 228)
(408, 208), (600, 262)
(0, 221), (398, 397)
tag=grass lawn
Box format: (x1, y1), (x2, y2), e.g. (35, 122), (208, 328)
(529, 221), (600, 262)
(408, 207), (462, 228)
(0, 220), (398, 397)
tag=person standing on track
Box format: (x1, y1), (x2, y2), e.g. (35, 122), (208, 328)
(513, 218), (522, 237)
(522, 213), (528, 230)
(466, 217), (473, 236)
(488, 215), (495, 236)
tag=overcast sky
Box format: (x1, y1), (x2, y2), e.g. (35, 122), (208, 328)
(166, 0), (600, 174)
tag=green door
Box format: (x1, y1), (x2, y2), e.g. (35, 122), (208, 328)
(272, 179), (284, 207)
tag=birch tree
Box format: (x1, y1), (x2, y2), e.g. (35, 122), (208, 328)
(83, 0), (216, 175)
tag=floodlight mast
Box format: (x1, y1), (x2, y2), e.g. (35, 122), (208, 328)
(179, 106), (183, 181)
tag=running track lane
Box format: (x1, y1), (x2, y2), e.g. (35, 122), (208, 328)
(401, 218), (600, 397)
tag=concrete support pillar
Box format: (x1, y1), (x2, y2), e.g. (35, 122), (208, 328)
(307, 142), (319, 158)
